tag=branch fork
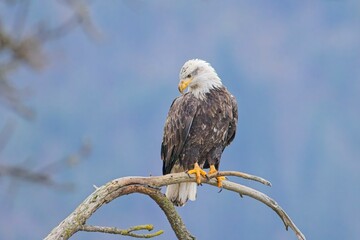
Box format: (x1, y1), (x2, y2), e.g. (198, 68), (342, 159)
(45, 170), (306, 240)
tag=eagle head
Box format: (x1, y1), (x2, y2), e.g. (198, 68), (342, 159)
(178, 59), (222, 99)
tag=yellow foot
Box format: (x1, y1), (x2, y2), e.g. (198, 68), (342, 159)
(187, 162), (207, 185)
(208, 165), (226, 188)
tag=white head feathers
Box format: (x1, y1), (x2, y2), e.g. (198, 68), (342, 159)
(179, 59), (222, 99)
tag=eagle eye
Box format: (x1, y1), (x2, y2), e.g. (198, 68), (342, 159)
(187, 74), (191, 78)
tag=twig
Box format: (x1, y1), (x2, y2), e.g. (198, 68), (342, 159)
(44, 171), (306, 240)
(208, 170), (272, 186)
(80, 224), (164, 238)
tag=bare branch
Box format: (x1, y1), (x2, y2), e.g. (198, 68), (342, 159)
(0, 0), (99, 119)
(0, 28), (45, 70)
(80, 224), (164, 238)
(0, 164), (73, 191)
(39, 0), (102, 42)
(209, 170), (272, 186)
(0, 75), (35, 119)
(207, 178), (306, 240)
(140, 185), (195, 240)
(45, 171), (306, 240)
(0, 139), (91, 190)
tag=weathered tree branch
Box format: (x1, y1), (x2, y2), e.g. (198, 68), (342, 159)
(45, 171), (306, 240)
(79, 224), (164, 238)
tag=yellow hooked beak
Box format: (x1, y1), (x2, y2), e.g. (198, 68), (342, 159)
(178, 78), (192, 94)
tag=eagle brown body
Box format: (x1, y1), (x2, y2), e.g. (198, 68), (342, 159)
(161, 59), (238, 206)
(162, 87), (237, 175)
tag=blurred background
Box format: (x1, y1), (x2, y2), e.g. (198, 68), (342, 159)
(0, 1), (359, 239)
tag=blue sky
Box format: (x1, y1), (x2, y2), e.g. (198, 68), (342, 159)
(0, 1), (359, 239)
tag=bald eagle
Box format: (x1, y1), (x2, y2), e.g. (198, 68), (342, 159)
(161, 59), (238, 206)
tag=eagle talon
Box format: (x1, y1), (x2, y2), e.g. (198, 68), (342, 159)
(208, 165), (225, 188)
(187, 162), (207, 185)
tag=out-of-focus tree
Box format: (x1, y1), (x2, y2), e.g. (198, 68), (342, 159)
(0, 0), (98, 189)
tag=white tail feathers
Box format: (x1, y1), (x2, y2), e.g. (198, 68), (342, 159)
(165, 182), (197, 206)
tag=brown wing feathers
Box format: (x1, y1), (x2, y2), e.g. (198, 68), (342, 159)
(161, 94), (198, 174)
